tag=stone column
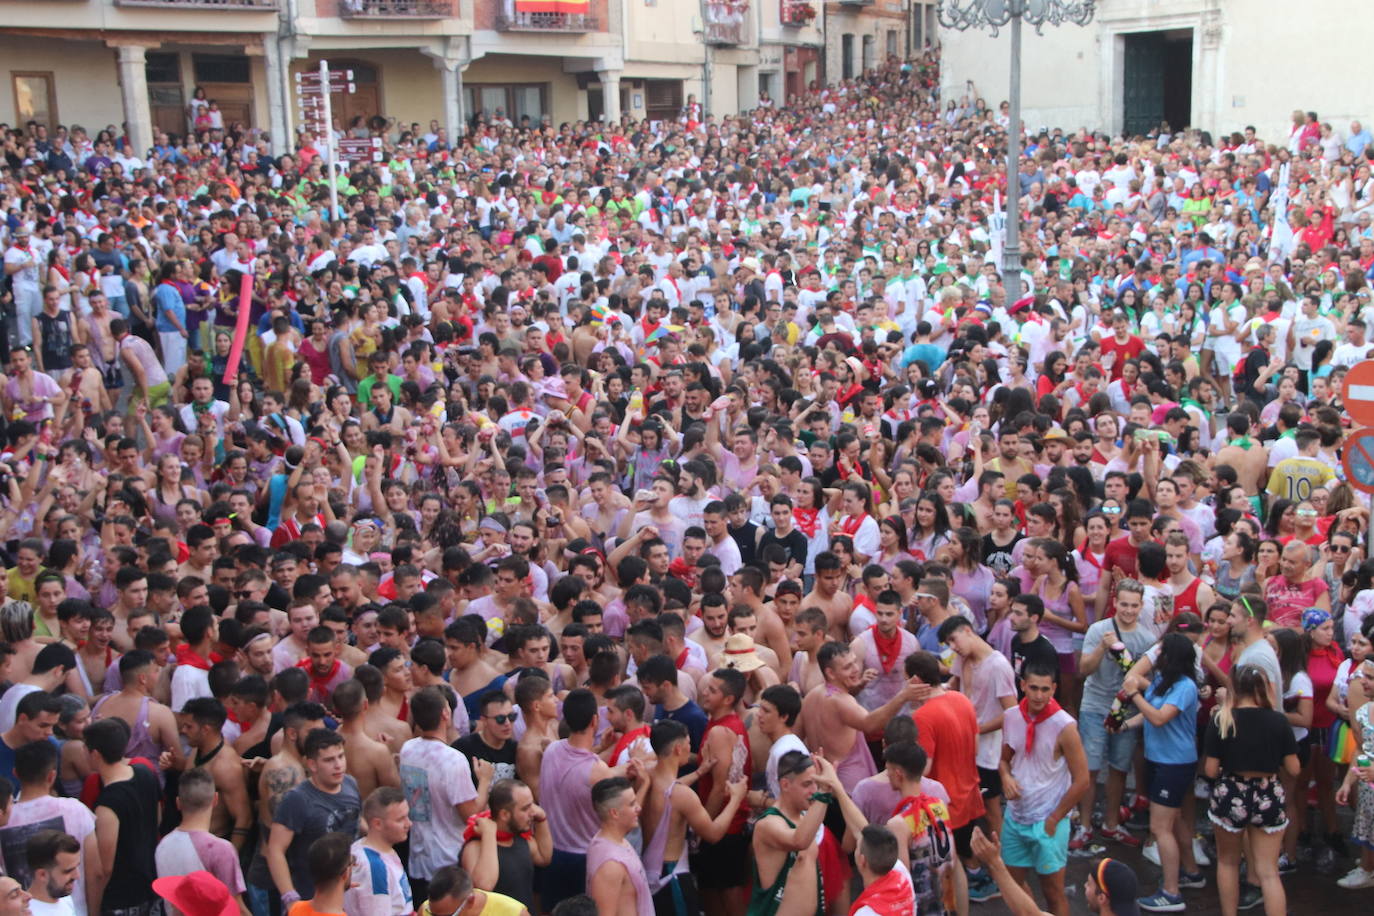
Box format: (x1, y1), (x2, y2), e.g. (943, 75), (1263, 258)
(439, 61), (466, 139)
(263, 38), (292, 157)
(600, 69), (622, 124)
(113, 44), (154, 157)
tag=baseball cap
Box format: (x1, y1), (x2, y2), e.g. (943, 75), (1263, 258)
(1093, 858), (1140, 916)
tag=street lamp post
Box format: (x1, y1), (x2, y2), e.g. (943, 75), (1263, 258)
(937, 0), (1095, 295)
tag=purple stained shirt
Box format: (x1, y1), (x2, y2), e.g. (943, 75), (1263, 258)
(5, 372), (60, 422)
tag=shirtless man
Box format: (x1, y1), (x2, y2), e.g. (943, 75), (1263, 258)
(178, 697), (253, 851)
(802, 552), (854, 642)
(689, 593), (730, 660)
(68, 344), (111, 415)
(730, 567), (791, 674)
(353, 663), (413, 748)
(799, 642), (924, 793)
(582, 472), (628, 548)
(969, 470), (1004, 534)
(1211, 413), (1269, 495)
(514, 674), (560, 797)
(368, 648), (413, 724)
(333, 679), (399, 800)
(90, 649), (182, 773)
(786, 608), (828, 696)
(640, 720), (749, 914)
(445, 618), (508, 725)
(709, 608), (781, 674)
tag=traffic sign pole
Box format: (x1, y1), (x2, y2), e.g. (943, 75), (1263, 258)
(321, 59), (340, 223)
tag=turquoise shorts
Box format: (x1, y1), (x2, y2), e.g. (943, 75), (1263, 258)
(1001, 815), (1070, 876)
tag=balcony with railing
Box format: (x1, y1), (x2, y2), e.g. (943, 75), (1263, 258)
(780, 0), (815, 26)
(703, 0), (747, 45)
(338, 0), (453, 16)
(495, 9), (595, 30)
(113, 0), (278, 9)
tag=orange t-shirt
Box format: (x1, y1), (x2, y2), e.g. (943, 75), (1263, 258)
(290, 902), (344, 916)
(914, 690), (986, 828)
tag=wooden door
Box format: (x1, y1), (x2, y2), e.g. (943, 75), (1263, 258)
(1122, 33), (1166, 137)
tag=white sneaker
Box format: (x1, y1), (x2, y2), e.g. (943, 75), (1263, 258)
(1143, 839), (1160, 867)
(1337, 866), (1374, 889)
(1192, 835), (1211, 867)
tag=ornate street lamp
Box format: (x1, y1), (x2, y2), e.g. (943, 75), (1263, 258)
(938, 0), (1096, 292)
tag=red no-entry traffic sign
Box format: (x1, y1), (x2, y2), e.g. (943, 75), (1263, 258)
(1342, 360), (1374, 428)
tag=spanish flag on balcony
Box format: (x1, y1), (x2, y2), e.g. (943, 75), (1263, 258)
(515, 0), (589, 12)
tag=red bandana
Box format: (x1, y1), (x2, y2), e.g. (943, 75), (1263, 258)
(1019, 697), (1063, 754)
(871, 625), (903, 674)
(297, 656), (341, 699)
(794, 507), (820, 538)
(174, 644), (221, 671)
(848, 866), (914, 916)
(462, 810), (532, 844)
(840, 513), (868, 537)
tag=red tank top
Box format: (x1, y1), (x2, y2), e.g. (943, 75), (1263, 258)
(698, 713), (752, 834)
(1172, 576), (1202, 618)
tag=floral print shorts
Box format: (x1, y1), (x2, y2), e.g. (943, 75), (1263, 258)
(1208, 774), (1288, 834)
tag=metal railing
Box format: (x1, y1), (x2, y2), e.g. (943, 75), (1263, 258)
(495, 10), (595, 30)
(114, 0), (279, 8)
(338, 0), (453, 17)
(705, 20), (743, 44)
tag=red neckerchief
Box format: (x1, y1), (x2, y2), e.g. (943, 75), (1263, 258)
(462, 810), (532, 844)
(891, 793), (946, 836)
(297, 656), (341, 697)
(675, 647), (691, 670)
(848, 866), (914, 916)
(1077, 541), (1104, 571)
(840, 513), (868, 537)
(871, 625), (902, 674)
(175, 643), (220, 670)
(794, 506), (820, 538)
(610, 724), (650, 766)
(1019, 697), (1063, 754)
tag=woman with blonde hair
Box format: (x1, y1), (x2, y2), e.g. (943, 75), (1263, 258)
(1203, 664), (1299, 916)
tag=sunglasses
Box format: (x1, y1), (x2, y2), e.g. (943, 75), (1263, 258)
(777, 754), (815, 779)
(235, 590), (255, 599)
(1331, 544), (1352, 553)
(1102, 506), (1123, 515)
(484, 712), (518, 724)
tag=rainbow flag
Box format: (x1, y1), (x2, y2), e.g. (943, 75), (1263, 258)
(646, 324), (686, 344)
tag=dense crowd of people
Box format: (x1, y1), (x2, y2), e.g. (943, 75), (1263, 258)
(1, 46), (1373, 916)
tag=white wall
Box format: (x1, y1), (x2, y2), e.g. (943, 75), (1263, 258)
(0, 38), (123, 132)
(939, 0), (1374, 142)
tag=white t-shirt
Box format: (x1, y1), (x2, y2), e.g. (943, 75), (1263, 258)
(0, 684), (41, 733)
(1, 795), (97, 916)
(398, 737), (478, 880)
(1284, 671), (1314, 743)
(345, 839), (412, 916)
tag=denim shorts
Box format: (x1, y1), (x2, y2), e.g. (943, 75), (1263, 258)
(1079, 708), (1138, 772)
(1001, 816), (1070, 875)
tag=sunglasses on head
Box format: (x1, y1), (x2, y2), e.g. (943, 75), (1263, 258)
(778, 754), (815, 779)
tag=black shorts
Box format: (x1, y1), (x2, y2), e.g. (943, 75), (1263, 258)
(978, 766), (1004, 800)
(1208, 774), (1288, 835)
(652, 871), (700, 916)
(690, 832), (751, 890)
(952, 817), (989, 860)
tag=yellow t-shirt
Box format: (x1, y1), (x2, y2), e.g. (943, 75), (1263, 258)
(5, 567), (39, 605)
(421, 892), (525, 916)
(1265, 456), (1335, 502)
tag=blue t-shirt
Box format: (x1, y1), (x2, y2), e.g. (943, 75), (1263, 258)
(657, 700), (708, 755)
(1143, 675), (1200, 765)
(153, 282), (186, 334)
